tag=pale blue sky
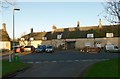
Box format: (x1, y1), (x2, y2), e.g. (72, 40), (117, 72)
(1, 2), (110, 38)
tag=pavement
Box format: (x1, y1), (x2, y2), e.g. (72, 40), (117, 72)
(0, 51), (13, 56)
(0, 51), (32, 60)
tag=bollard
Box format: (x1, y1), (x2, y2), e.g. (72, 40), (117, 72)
(9, 54), (12, 62)
(12, 53), (15, 62)
(9, 53), (14, 62)
(14, 53), (20, 62)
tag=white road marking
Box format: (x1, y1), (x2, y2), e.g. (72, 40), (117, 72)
(23, 59), (109, 64)
(66, 60), (73, 62)
(51, 61), (57, 63)
(80, 60), (88, 62)
(35, 62), (40, 63)
(74, 60), (79, 62)
(80, 59), (109, 62)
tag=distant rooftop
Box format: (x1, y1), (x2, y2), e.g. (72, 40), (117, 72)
(20, 24), (120, 40)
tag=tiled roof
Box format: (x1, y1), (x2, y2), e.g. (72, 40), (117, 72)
(21, 32), (47, 40)
(0, 29), (10, 41)
(20, 24), (120, 40)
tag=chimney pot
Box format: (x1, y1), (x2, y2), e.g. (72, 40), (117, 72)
(2, 23), (6, 31)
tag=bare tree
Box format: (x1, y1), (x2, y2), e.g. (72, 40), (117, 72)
(0, 0), (15, 9)
(103, 0), (120, 24)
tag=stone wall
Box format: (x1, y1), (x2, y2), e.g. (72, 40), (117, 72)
(75, 37), (120, 49)
(19, 37), (120, 49)
(41, 40), (52, 46)
(30, 40), (42, 48)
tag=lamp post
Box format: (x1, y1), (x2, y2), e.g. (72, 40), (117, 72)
(13, 8), (20, 49)
(9, 8), (20, 62)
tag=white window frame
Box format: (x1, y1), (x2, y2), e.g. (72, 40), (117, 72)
(57, 34), (62, 39)
(87, 34), (94, 38)
(106, 33), (114, 37)
(42, 37), (47, 40)
(21, 38), (25, 41)
(30, 37), (34, 41)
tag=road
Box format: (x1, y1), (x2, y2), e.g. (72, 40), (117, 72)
(13, 50), (119, 77)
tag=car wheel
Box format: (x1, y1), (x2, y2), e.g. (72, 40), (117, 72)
(106, 50), (110, 53)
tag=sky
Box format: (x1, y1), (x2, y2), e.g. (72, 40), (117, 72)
(1, 1), (111, 38)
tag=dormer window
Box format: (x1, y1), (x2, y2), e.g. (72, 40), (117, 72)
(87, 34), (94, 38)
(106, 33), (113, 37)
(42, 37), (47, 40)
(57, 34), (62, 39)
(21, 38), (25, 41)
(30, 37), (34, 41)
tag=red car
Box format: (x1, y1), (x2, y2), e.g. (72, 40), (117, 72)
(13, 46), (24, 53)
(80, 46), (101, 53)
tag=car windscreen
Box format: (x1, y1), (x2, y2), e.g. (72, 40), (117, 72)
(38, 46), (43, 48)
(47, 46), (53, 48)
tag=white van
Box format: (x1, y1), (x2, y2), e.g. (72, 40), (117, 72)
(105, 44), (120, 53)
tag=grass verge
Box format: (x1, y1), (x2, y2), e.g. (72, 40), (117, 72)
(2, 60), (29, 77)
(83, 58), (120, 77)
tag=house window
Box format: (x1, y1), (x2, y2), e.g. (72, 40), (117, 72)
(106, 33), (113, 37)
(21, 38), (25, 41)
(57, 34), (62, 39)
(6, 43), (9, 48)
(42, 37), (47, 40)
(87, 34), (94, 38)
(30, 37), (34, 41)
(0, 42), (6, 49)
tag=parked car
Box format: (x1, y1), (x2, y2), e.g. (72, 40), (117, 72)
(105, 44), (120, 53)
(35, 45), (46, 53)
(24, 45), (35, 53)
(46, 45), (54, 53)
(80, 46), (101, 53)
(13, 46), (24, 53)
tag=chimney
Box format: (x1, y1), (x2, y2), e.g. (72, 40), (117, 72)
(99, 19), (102, 28)
(76, 21), (80, 30)
(77, 21), (80, 28)
(52, 25), (57, 33)
(2, 23), (7, 31)
(31, 28), (33, 33)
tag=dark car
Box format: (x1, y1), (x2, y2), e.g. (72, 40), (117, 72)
(46, 45), (54, 53)
(24, 45), (35, 53)
(35, 45), (46, 53)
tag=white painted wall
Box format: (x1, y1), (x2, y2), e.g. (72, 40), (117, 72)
(0, 41), (11, 50)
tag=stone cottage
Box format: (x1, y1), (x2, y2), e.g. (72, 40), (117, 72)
(19, 21), (120, 49)
(0, 23), (11, 50)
